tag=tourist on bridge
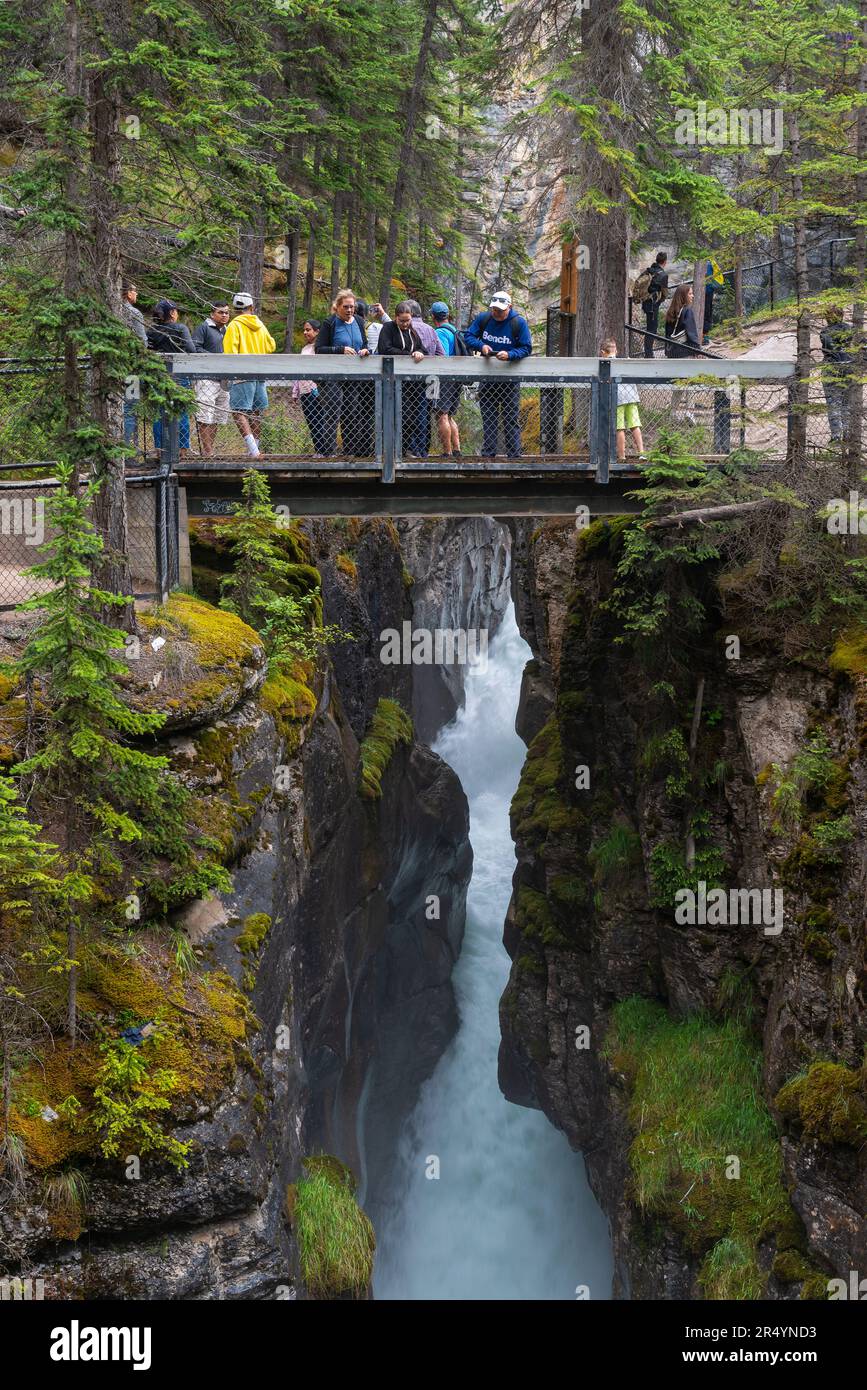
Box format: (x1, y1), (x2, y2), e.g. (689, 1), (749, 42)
(146, 299), (194, 455)
(600, 339), (645, 461)
(820, 307), (859, 444)
(314, 289), (372, 457)
(404, 300), (444, 457)
(464, 290), (532, 458)
(430, 302), (463, 459)
(365, 301), (391, 352)
(664, 285), (701, 357)
(378, 301), (428, 456)
(292, 319), (331, 456)
(191, 300), (231, 457)
(223, 291), (276, 459)
(121, 281), (147, 447)
(634, 252), (668, 359)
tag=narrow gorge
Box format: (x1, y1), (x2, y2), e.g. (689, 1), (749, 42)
(1, 510), (864, 1302)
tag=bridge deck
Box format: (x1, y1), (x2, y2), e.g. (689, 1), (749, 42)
(176, 456), (647, 516)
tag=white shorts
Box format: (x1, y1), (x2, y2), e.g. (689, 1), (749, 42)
(195, 378), (231, 425)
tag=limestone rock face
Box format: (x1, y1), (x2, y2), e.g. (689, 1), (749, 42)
(500, 518), (866, 1300)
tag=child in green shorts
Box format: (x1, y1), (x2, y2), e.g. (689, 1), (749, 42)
(600, 338), (645, 461)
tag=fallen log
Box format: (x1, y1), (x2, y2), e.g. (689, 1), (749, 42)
(646, 498), (782, 529)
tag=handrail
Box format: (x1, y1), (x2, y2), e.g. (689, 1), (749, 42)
(170, 351), (793, 381)
(623, 323), (720, 360)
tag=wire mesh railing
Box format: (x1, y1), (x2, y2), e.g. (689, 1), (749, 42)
(0, 471), (179, 611)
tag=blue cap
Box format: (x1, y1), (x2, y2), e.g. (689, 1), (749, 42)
(431, 301), (449, 317)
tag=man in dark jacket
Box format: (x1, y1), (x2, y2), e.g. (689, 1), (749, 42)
(147, 299), (195, 453)
(464, 290), (532, 457)
(191, 301), (230, 456)
(640, 252), (668, 358)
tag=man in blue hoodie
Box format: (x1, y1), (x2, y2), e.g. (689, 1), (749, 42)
(464, 290), (532, 457)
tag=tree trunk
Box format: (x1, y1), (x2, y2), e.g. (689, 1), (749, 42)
(366, 206), (377, 290)
(63, 0), (82, 494)
(88, 65), (134, 624)
(331, 189), (344, 298)
(788, 110), (811, 465)
(845, 0), (867, 494)
(378, 0), (440, 307)
(691, 260), (705, 343)
(239, 212), (266, 307)
(304, 219), (317, 311)
(574, 0), (630, 354)
(284, 222), (301, 350)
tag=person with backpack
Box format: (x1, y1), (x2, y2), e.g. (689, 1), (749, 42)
(146, 299), (195, 454)
(378, 301), (429, 455)
(430, 301), (464, 458)
(632, 252), (668, 358)
(464, 290), (532, 458)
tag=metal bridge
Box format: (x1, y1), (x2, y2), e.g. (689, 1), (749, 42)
(165, 353), (797, 518)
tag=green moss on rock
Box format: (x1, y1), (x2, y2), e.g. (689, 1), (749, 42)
(359, 698), (413, 799)
(235, 912), (272, 956)
(776, 1061), (867, 1145)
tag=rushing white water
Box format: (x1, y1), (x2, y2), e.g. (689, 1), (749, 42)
(372, 604), (614, 1301)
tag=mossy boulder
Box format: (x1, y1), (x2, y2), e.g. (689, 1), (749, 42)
(776, 1061), (867, 1146)
(128, 594), (267, 732)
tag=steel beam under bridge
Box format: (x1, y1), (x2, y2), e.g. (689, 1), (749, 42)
(178, 464), (646, 518)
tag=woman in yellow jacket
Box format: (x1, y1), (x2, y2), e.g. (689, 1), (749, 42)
(223, 292), (276, 458)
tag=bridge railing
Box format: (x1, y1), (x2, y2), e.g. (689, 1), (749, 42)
(164, 353), (797, 480)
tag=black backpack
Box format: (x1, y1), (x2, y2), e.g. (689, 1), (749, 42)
(437, 320), (471, 356)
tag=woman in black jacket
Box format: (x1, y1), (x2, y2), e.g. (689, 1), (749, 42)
(664, 285), (701, 357)
(378, 303), (428, 457)
(147, 299), (195, 452)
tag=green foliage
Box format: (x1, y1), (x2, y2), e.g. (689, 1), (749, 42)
(589, 821), (642, 886)
(220, 472), (349, 670)
(358, 698), (413, 799)
(89, 1037), (191, 1170)
(649, 836), (727, 910)
(768, 731), (840, 832)
(293, 1159), (375, 1298)
(605, 997), (793, 1300)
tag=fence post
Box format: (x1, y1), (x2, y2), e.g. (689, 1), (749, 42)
(713, 389), (731, 455)
(153, 477), (168, 604)
(769, 260), (775, 310)
(592, 357), (612, 484)
(381, 357), (395, 483)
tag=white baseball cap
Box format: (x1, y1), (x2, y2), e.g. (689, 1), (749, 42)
(233, 292), (254, 308)
(489, 290), (512, 308)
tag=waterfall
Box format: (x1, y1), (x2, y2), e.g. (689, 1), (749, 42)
(371, 604), (614, 1300)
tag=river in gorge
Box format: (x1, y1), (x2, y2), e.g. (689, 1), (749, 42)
(370, 603), (614, 1300)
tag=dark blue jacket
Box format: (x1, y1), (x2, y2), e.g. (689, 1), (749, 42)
(464, 308), (532, 361)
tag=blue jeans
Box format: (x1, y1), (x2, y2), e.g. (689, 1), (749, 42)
(153, 374), (191, 450)
(478, 379), (521, 456)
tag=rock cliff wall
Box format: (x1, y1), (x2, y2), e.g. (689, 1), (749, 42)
(500, 518), (866, 1300)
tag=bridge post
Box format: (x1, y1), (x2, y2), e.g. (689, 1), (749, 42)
(713, 389), (731, 454)
(381, 357), (395, 484)
(592, 356), (613, 484)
